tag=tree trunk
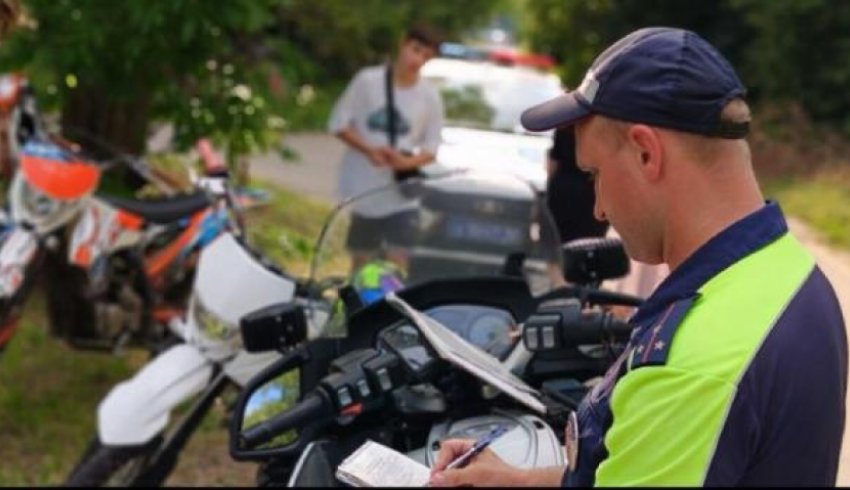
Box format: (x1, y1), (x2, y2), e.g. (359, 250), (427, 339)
(60, 84), (152, 191)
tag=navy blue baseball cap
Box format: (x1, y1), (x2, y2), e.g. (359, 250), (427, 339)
(521, 27), (749, 138)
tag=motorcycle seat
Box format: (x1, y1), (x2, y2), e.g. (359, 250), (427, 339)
(97, 190), (211, 224)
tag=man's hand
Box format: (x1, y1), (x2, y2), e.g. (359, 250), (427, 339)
(430, 439), (568, 487)
(381, 147), (416, 171)
(381, 147), (435, 171)
(334, 128), (392, 168)
(366, 146), (391, 167)
(428, 439), (525, 487)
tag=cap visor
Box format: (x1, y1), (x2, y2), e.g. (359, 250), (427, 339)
(520, 92), (591, 132)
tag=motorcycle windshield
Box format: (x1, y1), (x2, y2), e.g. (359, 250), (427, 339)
(307, 170), (563, 337)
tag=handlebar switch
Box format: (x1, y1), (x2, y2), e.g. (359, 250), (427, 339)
(335, 386), (353, 408)
(363, 351), (404, 394)
(321, 349), (404, 415)
(524, 313), (563, 352)
(356, 378), (371, 398)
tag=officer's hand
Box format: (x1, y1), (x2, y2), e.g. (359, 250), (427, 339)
(429, 439), (526, 487)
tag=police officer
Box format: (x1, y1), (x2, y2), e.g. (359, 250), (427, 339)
(429, 27), (847, 487)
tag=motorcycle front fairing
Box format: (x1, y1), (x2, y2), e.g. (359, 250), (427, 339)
(182, 232), (298, 361)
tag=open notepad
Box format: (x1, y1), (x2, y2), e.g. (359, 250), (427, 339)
(335, 439), (431, 487)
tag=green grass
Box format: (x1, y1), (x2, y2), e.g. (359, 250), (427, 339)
(0, 292), (140, 485)
(245, 177), (333, 278)
(0, 180), (330, 486)
(763, 168), (850, 249)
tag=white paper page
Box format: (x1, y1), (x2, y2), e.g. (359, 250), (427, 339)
(385, 292), (546, 414)
(336, 439), (431, 487)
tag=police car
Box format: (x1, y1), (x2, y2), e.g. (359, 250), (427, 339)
(420, 45), (563, 192)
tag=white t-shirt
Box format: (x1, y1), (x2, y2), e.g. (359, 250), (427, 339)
(328, 64), (444, 217)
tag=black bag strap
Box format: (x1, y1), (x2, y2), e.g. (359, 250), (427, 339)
(385, 62), (422, 183)
(384, 62), (397, 149)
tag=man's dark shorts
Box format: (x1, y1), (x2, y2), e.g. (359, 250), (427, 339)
(345, 209), (419, 253)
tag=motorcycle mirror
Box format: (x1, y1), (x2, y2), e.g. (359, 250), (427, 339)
(561, 237), (630, 286)
(230, 346), (310, 461)
(240, 302), (308, 353)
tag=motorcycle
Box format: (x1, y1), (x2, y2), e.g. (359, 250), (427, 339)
(224, 170), (644, 486)
(0, 72), (41, 184)
(229, 238), (641, 487)
(51, 137), (247, 354)
(63, 169), (573, 486)
(0, 133), (244, 356)
(64, 226), (308, 487)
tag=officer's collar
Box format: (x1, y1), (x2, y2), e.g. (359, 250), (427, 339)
(631, 201), (788, 326)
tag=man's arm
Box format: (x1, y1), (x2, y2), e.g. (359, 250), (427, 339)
(335, 126), (388, 167)
(595, 366), (742, 486)
(327, 68), (390, 167)
(383, 148), (435, 171)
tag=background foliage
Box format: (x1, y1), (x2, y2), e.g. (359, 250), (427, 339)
(0, 0), (505, 172)
(520, 0), (850, 133)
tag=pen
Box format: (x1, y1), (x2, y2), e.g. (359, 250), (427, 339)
(444, 424), (510, 470)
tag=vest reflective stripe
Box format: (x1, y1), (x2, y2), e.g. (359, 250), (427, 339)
(596, 233), (815, 485)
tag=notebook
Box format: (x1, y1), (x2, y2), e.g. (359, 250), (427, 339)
(385, 291), (546, 415)
(335, 439), (431, 487)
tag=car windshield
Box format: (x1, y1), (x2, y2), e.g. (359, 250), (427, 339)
(422, 58), (563, 134)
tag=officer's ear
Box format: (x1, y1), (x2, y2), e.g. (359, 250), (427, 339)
(626, 124), (663, 182)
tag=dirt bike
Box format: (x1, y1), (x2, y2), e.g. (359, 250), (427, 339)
(0, 72), (41, 184)
(224, 170), (644, 486)
(63, 226), (309, 487)
(49, 137), (248, 354)
(0, 132), (245, 357)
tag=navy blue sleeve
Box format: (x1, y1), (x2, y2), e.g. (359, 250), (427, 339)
(705, 267), (847, 486)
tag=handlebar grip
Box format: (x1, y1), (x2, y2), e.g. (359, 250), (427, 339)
(239, 392), (332, 448)
(560, 311), (634, 346)
(196, 138), (227, 175)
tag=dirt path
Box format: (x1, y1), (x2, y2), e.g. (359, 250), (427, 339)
(256, 131), (850, 484)
(786, 217), (850, 486)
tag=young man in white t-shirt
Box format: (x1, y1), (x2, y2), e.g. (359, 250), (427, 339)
(328, 23), (445, 272)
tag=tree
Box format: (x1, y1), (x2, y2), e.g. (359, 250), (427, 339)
(520, 0), (850, 133)
(520, 0), (750, 89)
(735, 0), (850, 128)
(0, 0), (506, 184)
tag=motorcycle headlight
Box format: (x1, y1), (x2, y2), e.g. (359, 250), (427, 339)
(192, 296), (241, 347)
(21, 179), (62, 218)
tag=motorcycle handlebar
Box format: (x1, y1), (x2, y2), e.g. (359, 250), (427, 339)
(560, 311), (633, 346)
(524, 306), (634, 352)
(195, 138), (228, 176)
(239, 391), (333, 449)
(538, 285), (643, 308)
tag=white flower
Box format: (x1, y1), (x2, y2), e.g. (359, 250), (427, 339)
(231, 84), (252, 101)
(296, 84), (316, 106)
